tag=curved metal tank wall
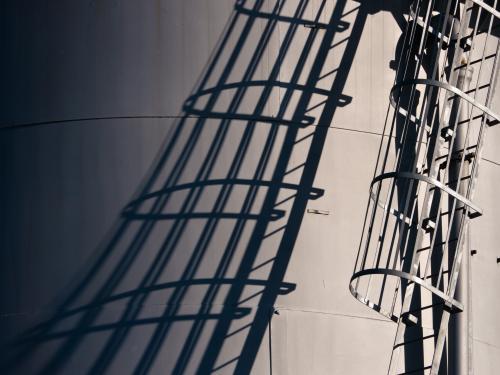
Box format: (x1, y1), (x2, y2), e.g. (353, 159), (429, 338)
(0, 0), (498, 374)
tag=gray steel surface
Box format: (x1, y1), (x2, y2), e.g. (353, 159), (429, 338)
(0, 1), (499, 374)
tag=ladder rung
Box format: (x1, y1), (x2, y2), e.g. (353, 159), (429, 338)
(421, 270), (449, 281)
(407, 301), (462, 316)
(477, 21), (500, 36)
(407, 302), (445, 315)
(406, 270), (449, 286)
(447, 83), (490, 101)
(394, 333), (436, 349)
(435, 151), (476, 171)
(462, 83), (490, 95)
(426, 201), (479, 220)
(397, 365), (432, 375)
(446, 175), (472, 185)
(435, 145), (477, 162)
(454, 53), (496, 70)
(403, 238), (458, 258)
(427, 205), (468, 219)
(428, 175), (472, 192)
(457, 113), (485, 125)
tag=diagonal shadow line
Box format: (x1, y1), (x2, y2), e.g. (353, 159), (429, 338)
(122, 210), (286, 221)
(31, 308), (253, 342)
(125, 179), (323, 210)
(87, 4), (281, 375)
(2, 1), (409, 375)
(26, 1), (273, 345)
(88, 1), (304, 374)
(19, 278), (295, 329)
(5, 1), (264, 373)
(131, 2), (320, 374)
(196, 1), (371, 373)
(168, 2), (324, 374)
(14, 0), (246, 346)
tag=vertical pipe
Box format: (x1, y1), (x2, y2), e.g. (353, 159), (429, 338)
(448, 63), (473, 375)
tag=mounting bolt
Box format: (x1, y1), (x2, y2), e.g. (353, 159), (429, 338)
(402, 313), (418, 326)
(441, 127), (454, 141)
(471, 250), (477, 256)
(497, 257), (500, 264)
(423, 218), (436, 232)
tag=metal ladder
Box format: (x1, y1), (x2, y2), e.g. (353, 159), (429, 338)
(350, 0), (500, 374)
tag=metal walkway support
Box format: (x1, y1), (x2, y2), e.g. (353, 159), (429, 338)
(349, 0), (500, 374)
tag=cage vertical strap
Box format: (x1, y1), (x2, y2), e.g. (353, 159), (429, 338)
(349, 0), (500, 373)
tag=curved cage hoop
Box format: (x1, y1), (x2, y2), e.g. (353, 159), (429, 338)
(349, 0), (500, 373)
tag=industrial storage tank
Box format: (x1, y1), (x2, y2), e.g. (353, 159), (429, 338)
(0, 1), (499, 374)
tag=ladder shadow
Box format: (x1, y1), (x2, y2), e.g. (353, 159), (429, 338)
(1, 1), (410, 374)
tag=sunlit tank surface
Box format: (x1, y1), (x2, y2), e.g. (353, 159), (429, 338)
(0, 1), (499, 374)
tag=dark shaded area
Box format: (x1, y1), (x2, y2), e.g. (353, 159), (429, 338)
(1, 1), (409, 374)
